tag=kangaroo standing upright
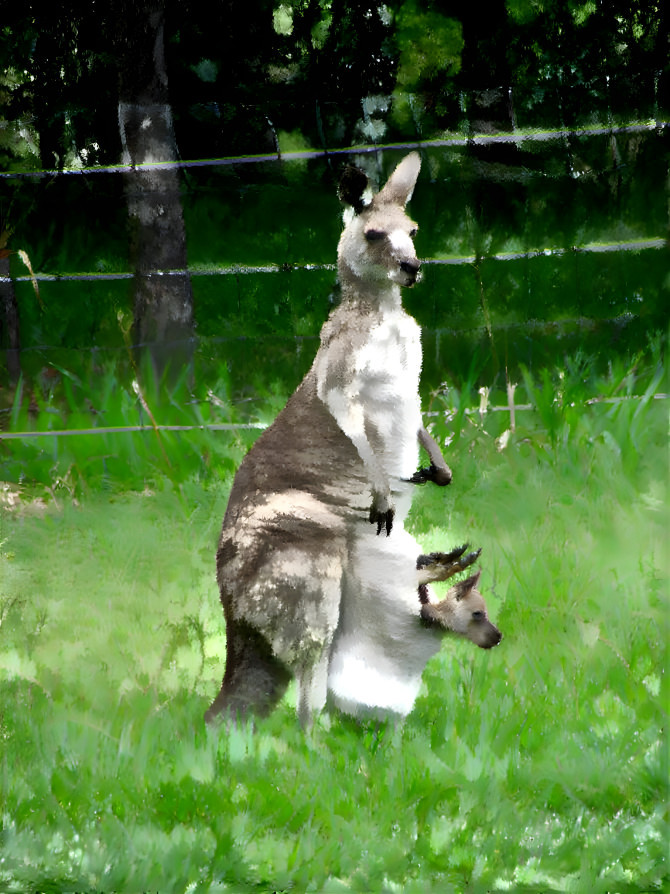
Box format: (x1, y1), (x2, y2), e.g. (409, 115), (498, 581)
(205, 153), (501, 728)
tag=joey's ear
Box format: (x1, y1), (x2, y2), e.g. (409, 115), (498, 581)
(376, 151), (421, 207)
(454, 569), (482, 600)
(339, 165), (369, 214)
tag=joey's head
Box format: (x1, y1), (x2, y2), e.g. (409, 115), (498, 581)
(337, 152), (422, 295)
(424, 570), (502, 650)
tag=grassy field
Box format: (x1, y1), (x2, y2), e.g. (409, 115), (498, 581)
(0, 342), (668, 892)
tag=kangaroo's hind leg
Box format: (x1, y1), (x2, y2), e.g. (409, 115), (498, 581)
(209, 540), (345, 727)
(269, 560), (344, 728)
(204, 614), (292, 725)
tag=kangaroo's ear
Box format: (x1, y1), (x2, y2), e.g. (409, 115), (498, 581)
(376, 151), (421, 207)
(454, 569), (482, 600)
(339, 165), (369, 214)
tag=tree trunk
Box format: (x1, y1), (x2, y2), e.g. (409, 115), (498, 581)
(0, 255), (21, 384)
(117, 1), (194, 381)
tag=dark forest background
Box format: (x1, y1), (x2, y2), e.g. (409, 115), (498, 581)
(0, 0), (667, 392)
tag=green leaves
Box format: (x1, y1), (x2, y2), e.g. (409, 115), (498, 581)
(394, 2), (464, 89)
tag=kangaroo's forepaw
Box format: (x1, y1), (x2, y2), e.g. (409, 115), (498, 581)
(406, 463), (452, 486)
(416, 544), (482, 584)
(417, 543), (475, 568)
(369, 504), (394, 536)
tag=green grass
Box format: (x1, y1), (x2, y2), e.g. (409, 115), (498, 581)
(0, 343), (668, 892)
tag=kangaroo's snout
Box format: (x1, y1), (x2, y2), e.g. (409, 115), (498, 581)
(400, 258), (421, 285)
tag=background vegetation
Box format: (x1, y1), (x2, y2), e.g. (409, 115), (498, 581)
(1, 347), (667, 891)
(0, 0), (667, 378)
(0, 1), (668, 891)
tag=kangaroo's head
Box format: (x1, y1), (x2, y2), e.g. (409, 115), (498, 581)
(425, 571), (503, 650)
(337, 152), (422, 296)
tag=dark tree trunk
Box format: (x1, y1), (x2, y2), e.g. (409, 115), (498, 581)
(117, 0), (194, 381)
(0, 255), (21, 383)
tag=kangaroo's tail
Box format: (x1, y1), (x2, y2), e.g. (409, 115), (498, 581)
(204, 614), (292, 725)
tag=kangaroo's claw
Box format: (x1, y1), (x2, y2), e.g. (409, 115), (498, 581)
(406, 467), (430, 485)
(405, 463), (452, 487)
(416, 544), (482, 584)
(417, 543), (468, 568)
(370, 505), (394, 536)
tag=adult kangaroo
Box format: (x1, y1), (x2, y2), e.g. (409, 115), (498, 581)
(205, 153), (501, 728)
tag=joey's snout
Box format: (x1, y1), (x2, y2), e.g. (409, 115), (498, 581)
(475, 623), (503, 649)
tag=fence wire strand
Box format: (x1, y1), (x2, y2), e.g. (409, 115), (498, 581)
(2, 392), (666, 440)
(2, 239), (666, 287)
(1, 122), (666, 181)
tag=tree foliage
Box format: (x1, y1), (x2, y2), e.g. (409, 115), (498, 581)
(0, 1), (666, 368)
(0, 0), (666, 169)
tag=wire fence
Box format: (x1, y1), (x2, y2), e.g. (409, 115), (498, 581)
(2, 391), (666, 441)
(3, 120), (666, 290)
(3, 237), (666, 288)
(3, 120), (666, 442)
(1, 121), (666, 181)
(3, 121), (666, 294)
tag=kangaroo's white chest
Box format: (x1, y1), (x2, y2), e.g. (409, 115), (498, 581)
(355, 309), (422, 400)
(354, 308), (422, 474)
(316, 302), (423, 480)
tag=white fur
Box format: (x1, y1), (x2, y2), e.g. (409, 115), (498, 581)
(325, 311), (422, 479)
(388, 228), (416, 256)
(314, 299), (423, 521)
(328, 524), (441, 717)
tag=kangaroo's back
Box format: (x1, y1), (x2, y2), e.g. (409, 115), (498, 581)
(221, 368), (368, 526)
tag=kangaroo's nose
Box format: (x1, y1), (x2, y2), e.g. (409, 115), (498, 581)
(400, 259), (421, 276)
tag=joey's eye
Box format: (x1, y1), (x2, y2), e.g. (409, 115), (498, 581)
(472, 611), (485, 621)
(409, 227), (418, 237)
(365, 229), (385, 242)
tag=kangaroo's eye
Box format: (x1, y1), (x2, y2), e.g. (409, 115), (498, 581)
(472, 611), (485, 621)
(365, 229), (385, 242)
(409, 227), (418, 237)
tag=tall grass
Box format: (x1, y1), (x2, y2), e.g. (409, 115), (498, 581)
(1, 354), (270, 497)
(0, 340), (667, 892)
